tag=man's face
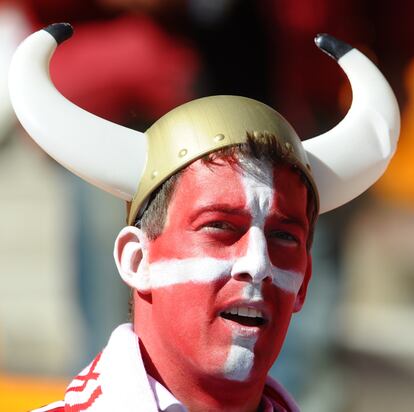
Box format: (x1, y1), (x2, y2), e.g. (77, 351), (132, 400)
(141, 158), (311, 382)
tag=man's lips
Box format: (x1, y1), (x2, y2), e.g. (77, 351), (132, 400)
(218, 301), (270, 328)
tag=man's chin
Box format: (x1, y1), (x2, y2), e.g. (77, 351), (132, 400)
(221, 337), (256, 381)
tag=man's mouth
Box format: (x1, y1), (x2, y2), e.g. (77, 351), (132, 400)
(220, 307), (267, 327)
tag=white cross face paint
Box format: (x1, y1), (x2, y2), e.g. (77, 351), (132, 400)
(242, 282), (263, 302)
(223, 335), (257, 381)
(230, 158), (278, 285)
(147, 257), (303, 294)
(141, 158), (310, 384)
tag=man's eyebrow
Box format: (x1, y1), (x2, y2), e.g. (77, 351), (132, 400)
(190, 204), (250, 220)
(277, 215), (309, 231)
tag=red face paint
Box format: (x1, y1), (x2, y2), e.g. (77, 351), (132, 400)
(134, 158), (311, 409)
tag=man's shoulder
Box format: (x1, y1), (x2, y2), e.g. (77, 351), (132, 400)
(30, 400), (65, 412)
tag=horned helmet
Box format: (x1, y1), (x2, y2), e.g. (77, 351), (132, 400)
(9, 24), (400, 224)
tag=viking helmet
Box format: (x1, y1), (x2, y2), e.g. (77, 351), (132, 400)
(9, 24), (400, 225)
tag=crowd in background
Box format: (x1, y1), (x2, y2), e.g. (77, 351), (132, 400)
(1, 1), (413, 411)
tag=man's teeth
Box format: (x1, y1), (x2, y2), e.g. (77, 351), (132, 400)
(223, 307), (263, 318)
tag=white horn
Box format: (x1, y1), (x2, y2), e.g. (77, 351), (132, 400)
(0, 5), (29, 142)
(304, 34), (400, 213)
(8, 23), (147, 201)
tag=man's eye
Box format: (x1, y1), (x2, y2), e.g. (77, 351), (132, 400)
(269, 230), (299, 245)
(204, 221), (235, 231)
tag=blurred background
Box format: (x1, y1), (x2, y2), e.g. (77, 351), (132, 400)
(1, 0), (413, 411)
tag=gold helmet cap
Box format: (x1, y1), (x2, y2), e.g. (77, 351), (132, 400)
(131, 95), (317, 225)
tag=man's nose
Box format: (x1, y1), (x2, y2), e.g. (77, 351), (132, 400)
(231, 227), (272, 284)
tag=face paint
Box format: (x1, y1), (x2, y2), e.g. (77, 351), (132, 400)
(147, 257), (303, 294)
(134, 158), (310, 405)
(223, 335), (257, 381)
(242, 282), (263, 302)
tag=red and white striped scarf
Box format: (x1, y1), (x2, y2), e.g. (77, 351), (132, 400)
(33, 324), (300, 412)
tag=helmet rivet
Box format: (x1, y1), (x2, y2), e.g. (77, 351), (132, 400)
(214, 133), (225, 142)
(179, 149), (188, 157)
(285, 142), (293, 151)
(151, 170), (158, 179)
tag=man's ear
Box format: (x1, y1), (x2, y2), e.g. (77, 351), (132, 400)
(293, 254), (312, 312)
(113, 226), (151, 293)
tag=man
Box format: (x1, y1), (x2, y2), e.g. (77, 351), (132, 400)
(9, 24), (399, 411)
